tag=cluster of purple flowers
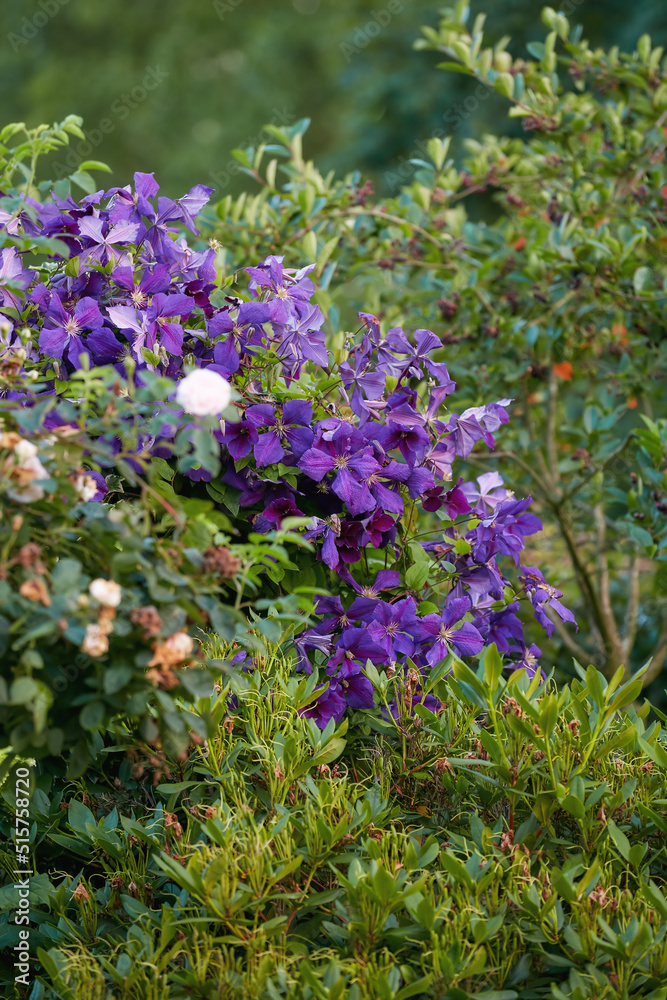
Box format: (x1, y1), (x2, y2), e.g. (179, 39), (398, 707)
(0, 173), (576, 726)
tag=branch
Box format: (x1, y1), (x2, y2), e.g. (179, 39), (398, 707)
(546, 367), (560, 489)
(622, 551), (641, 661)
(594, 503), (622, 655)
(557, 508), (614, 656)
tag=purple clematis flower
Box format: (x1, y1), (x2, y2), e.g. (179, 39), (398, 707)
(327, 627), (386, 669)
(300, 423), (379, 515)
(305, 515), (365, 571)
(340, 568), (401, 599)
(222, 419), (259, 461)
(0, 248), (32, 309)
(77, 217), (141, 267)
(39, 295), (104, 367)
(420, 598), (485, 665)
(462, 471), (510, 514)
(331, 659), (375, 710)
(301, 680), (347, 727)
(367, 597), (420, 658)
(510, 643), (545, 681)
(145, 292), (194, 356)
(520, 566), (577, 637)
(245, 399), (314, 467)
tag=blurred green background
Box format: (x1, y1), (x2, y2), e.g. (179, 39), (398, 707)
(2, 0), (664, 198)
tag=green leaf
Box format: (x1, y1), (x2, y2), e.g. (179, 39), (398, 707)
(481, 643), (502, 690)
(607, 819), (631, 861)
(633, 265), (652, 293)
(77, 160), (112, 173)
(405, 562), (430, 591)
(80, 700), (105, 731)
(311, 736), (346, 767)
(68, 798), (95, 834)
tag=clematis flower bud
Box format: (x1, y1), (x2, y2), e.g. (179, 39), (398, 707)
(175, 368), (231, 416)
(89, 578), (122, 608)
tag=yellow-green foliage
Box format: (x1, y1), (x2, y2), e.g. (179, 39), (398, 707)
(3, 648), (667, 999)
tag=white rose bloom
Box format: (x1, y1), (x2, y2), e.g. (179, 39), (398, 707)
(89, 578), (122, 608)
(175, 368), (231, 417)
(6, 454), (49, 503)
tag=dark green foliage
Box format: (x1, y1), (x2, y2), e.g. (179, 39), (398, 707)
(2, 649), (667, 998)
(0, 0), (665, 197)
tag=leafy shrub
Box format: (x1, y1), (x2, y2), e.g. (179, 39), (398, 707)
(0, 366), (311, 772)
(2, 650), (667, 998)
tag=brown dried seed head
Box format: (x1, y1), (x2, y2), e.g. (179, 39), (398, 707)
(130, 605), (162, 638)
(203, 546), (242, 579)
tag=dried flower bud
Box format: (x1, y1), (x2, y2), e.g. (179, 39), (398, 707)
(17, 543), (44, 571)
(72, 883), (91, 902)
(203, 545), (242, 579)
(19, 578), (51, 606)
(130, 605), (163, 638)
(148, 631), (194, 668)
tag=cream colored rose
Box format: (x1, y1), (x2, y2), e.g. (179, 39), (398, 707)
(82, 623), (109, 657)
(175, 368), (231, 416)
(89, 578), (122, 608)
(6, 439), (48, 503)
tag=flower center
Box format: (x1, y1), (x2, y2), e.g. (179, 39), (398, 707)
(333, 455), (349, 469)
(65, 317), (80, 335)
